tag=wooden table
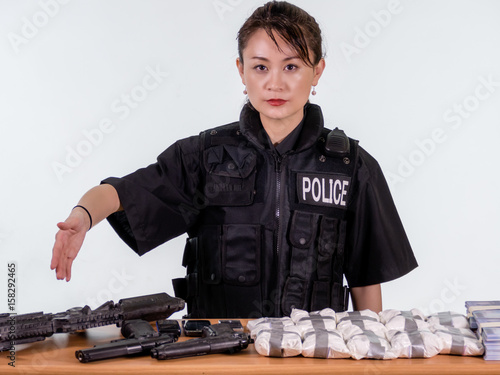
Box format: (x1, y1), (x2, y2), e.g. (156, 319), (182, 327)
(5, 320), (500, 375)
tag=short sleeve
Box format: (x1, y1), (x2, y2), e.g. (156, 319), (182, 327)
(344, 147), (418, 287)
(101, 135), (202, 256)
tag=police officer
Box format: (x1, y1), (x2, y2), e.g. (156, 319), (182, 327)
(51, 1), (417, 318)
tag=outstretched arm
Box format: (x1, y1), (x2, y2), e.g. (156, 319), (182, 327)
(350, 284), (382, 313)
(50, 184), (121, 281)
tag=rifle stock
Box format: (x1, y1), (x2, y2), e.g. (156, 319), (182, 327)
(0, 292), (184, 352)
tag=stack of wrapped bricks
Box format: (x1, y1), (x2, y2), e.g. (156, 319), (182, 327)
(247, 308), (484, 360)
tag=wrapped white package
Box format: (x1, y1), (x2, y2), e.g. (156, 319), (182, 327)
(291, 307), (336, 323)
(254, 325), (303, 357)
(379, 308), (426, 324)
(291, 308), (337, 337)
(346, 330), (397, 360)
(338, 321), (388, 341)
(247, 317), (295, 339)
(426, 311), (469, 329)
(301, 329), (350, 359)
(388, 329), (442, 358)
(431, 326), (484, 356)
(382, 309), (429, 332)
(336, 309), (380, 324)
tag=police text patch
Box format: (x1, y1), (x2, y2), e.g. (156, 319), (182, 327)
(297, 172), (351, 209)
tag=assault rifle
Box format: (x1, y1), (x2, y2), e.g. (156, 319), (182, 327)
(0, 292), (184, 352)
(150, 322), (252, 360)
(76, 319), (181, 363)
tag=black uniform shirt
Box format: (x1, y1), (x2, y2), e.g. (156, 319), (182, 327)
(102, 104), (417, 290)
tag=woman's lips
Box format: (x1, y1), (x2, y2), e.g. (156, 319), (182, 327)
(267, 99), (287, 106)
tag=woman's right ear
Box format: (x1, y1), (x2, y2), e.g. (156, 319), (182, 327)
(236, 58), (245, 84)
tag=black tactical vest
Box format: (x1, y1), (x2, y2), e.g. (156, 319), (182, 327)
(173, 105), (359, 318)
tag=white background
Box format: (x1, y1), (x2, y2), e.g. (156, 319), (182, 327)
(1, 0), (499, 319)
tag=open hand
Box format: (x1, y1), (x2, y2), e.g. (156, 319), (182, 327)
(50, 210), (88, 281)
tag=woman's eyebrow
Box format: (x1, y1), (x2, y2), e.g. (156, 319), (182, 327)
(249, 56), (300, 62)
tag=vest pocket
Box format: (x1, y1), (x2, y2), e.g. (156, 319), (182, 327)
(199, 225), (222, 285)
(222, 224), (261, 286)
(281, 211), (320, 315)
(203, 145), (257, 206)
(310, 280), (330, 311)
(281, 276), (309, 316)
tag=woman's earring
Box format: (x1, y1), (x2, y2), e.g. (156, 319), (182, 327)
(311, 86), (317, 96)
(243, 87), (248, 95)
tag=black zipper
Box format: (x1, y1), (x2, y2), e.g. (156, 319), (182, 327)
(274, 154), (283, 254)
(273, 153), (286, 316)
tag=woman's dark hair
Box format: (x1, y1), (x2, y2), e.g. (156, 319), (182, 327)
(237, 1), (323, 67)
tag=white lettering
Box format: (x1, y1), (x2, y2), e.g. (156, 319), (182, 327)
(145, 64), (169, 84)
(7, 32), (29, 54)
(110, 99), (130, 119)
(341, 181), (349, 206)
(142, 74), (159, 91)
(112, 268), (135, 285)
(302, 177), (311, 201)
(408, 149), (425, 166)
(40, 0), (61, 17)
(300, 175), (350, 207)
(20, 17), (38, 39)
(365, 20), (382, 38)
(386, 171), (405, 187)
(82, 128), (103, 147)
(51, 161), (72, 183)
(475, 82), (491, 100)
(99, 117), (115, 134)
(333, 180), (342, 205)
(65, 145), (82, 168)
(75, 140), (93, 157)
(432, 128), (447, 144)
(443, 109), (462, 130)
(321, 178), (332, 203)
(55, 66), (166, 182)
(32, 11), (49, 28)
(429, 299), (445, 313)
(372, 8), (392, 28)
(478, 75), (500, 93)
(131, 85), (148, 103)
(10, 0), (71, 54)
(312, 178), (321, 202)
(463, 95), (480, 112)
(444, 277), (467, 296)
(440, 287), (456, 304)
(339, 42), (360, 63)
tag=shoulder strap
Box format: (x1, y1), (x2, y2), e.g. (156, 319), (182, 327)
(200, 122), (242, 149)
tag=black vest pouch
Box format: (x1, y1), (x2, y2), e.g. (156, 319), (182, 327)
(199, 225), (222, 285)
(331, 282), (347, 312)
(222, 224), (261, 286)
(203, 144), (257, 206)
(281, 211), (320, 315)
(281, 276), (308, 316)
(172, 237), (198, 299)
(311, 216), (346, 312)
(186, 224), (263, 318)
(310, 280), (330, 312)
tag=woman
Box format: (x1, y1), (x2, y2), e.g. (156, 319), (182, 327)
(51, 1), (417, 318)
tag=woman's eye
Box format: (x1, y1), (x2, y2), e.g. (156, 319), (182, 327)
(285, 64), (297, 71)
(254, 65), (267, 71)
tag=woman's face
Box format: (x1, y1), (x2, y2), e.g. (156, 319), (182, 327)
(237, 28), (325, 131)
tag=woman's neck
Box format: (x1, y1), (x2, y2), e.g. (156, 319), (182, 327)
(260, 112), (304, 146)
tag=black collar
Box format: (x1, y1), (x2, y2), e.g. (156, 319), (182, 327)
(239, 102), (324, 153)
